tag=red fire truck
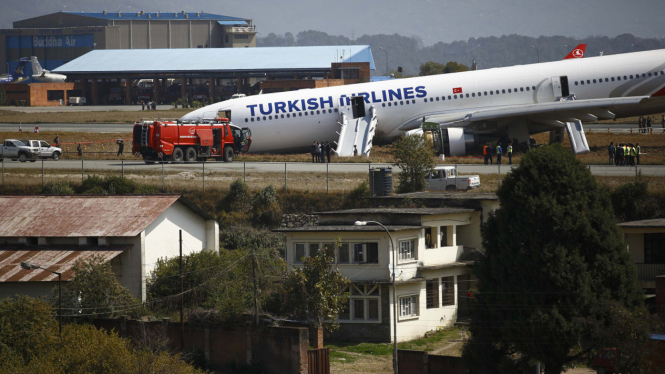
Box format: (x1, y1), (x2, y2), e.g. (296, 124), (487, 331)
(132, 118), (251, 164)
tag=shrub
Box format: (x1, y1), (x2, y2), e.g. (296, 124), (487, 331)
(42, 181), (75, 195)
(219, 179), (252, 213)
(251, 185), (282, 228)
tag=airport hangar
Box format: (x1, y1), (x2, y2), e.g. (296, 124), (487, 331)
(0, 11), (257, 77)
(27, 45), (374, 106)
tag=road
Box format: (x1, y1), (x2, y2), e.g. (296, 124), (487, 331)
(2, 160), (663, 176)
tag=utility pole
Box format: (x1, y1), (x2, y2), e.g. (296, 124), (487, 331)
(250, 248), (260, 326)
(179, 230), (184, 350)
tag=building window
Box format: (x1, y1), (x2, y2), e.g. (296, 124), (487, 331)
(440, 226), (449, 247)
(235, 34), (250, 40)
(47, 90), (64, 101)
(645, 233), (665, 263)
(338, 243), (350, 264)
(425, 227), (433, 249)
(441, 276), (455, 306)
(366, 243), (379, 264)
(399, 295), (419, 318)
(399, 239), (416, 261)
(426, 279), (439, 309)
(353, 243), (364, 263)
(309, 243), (320, 257)
(294, 243), (305, 263)
(337, 285), (381, 322)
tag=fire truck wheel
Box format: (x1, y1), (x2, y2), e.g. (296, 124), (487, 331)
(172, 148), (184, 163)
(223, 146), (234, 162)
(184, 147), (197, 162)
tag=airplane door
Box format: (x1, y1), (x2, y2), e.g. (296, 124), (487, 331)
(560, 76), (570, 97)
(351, 96), (366, 119)
(551, 76), (563, 98)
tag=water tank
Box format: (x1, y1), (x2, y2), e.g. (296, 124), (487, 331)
(369, 167), (393, 197)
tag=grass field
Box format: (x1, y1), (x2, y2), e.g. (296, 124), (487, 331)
(0, 108), (191, 124)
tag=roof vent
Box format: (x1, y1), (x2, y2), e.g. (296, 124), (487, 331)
(174, 13), (178, 17)
(117, 12), (121, 17)
(136, 12), (140, 17)
(196, 13), (200, 17)
(181, 10), (186, 15)
(102, 10), (107, 15)
(155, 12), (159, 17)
(185, 14), (189, 18)
(140, 10), (145, 15)
(147, 14), (151, 18)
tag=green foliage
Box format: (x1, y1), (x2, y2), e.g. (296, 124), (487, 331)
(52, 256), (144, 321)
(610, 176), (664, 222)
(391, 133), (435, 193)
(419, 61), (469, 76)
(251, 185), (282, 228)
(42, 181), (75, 195)
(0, 297), (203, 374)
(463, 144), (644, 374)
(284, 248), (349, 332)
(77, 175), (153, 195)
(344, 181), (370, 208)
(219, 178), (252, 213)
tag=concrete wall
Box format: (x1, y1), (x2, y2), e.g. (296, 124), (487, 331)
(327, 284), (392, 342)
(626, 233), (644, 263)
(93, 319), (309, 374)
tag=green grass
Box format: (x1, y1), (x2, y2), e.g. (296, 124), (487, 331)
(326, 328), (461, 356)
(329, 350), (358, 364)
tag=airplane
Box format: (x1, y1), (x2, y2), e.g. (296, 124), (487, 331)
(0, 58), (29, 84)
(30, 57), (66, 83)
(181, 49), (665, 156)
(564, 44), (586, 60)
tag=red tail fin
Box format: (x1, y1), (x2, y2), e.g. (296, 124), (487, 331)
(564, 44), (586, 60)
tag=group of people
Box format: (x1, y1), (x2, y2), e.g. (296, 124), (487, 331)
(483, 141), (513, 165)
(141, 101), (157, 111)
(637, 116), (654, 133)
(608, 142), (641, 166)
(311, 141), (331, 163)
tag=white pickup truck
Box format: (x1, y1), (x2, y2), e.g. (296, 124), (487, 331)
(426, 165), (481, 191)
(21, 140), (62, 160)
(0, 139), (40, 162)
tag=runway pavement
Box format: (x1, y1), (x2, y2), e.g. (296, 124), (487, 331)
(2, 159), (663, 177)
(0, 105), (172, 113)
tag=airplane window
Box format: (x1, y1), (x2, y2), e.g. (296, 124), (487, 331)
(490, 91), (494, 95)
(382, 103), (386, 107)
(520, 88), (524, 92)
(287, 114), (290, 118)
(269, 116), (272, 120)
(263, 116), (267, 120)
(245, 118), (248, 122)
(448, 96), (451, 100)
(623, 76), (627, 80)
(648, 73), (652, 77)
(311, 111), (315, 115)
(605, 78), (609, 82)
(477, 92), (481, 96)
(581, 81), (585, 85)
(508, 89), (512, 93)
(316, 110), (320, 115)
(281, 114), (285, 118)
(630, 75), (633, 79)
(642, 74), (646, 78)
(587, 80), (590, 84)
(575, 81), (578, 85)
(251, 118), (254, 122)
(429, 98), (433, 102)
(299, 113), (302, 116)
(611, 77), (615, 81)
(406, 100), (410, 105)
(532, 86), (536, 90)
(436, 97), (440, 101)
(526, 87), (530, 91)
(514, 88), (517, 92)
(334, 108), (338, 112)
(400, 101), (404, 105)
(502, 89), (506, 94)
(329, 109), (332, 113)
(257, 117), (261, 121)
(412, 99), (416, 104)
(617, 76), (621, 81)
(388, 102), (392, 106)
(472, 93), (476, 97)
(465, 94), (469, 98)
(593, 79), (597, 83)
(305, 112), (308, 116)
(484, 92), (488, 95)
(454, 95), (457, 99)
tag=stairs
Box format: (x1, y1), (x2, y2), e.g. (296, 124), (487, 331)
(333, 106), (377, 157)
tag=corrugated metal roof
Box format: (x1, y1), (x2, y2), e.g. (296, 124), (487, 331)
(618, 218), (665, 228)
(0, 195), (181, 237)
(316, 207), (476, 215)
(217, 20), (248, 25)
(0, 246), (127, 282)
(273, 225), (422, 232)
(53, 45), (376, 74)
(62, 11), (246, 21)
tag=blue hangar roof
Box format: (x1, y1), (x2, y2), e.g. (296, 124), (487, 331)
(62, 11), (247, 22)
(53, 46), (375, 74)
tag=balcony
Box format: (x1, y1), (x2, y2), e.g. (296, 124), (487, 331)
(635, 263), (665, 282)
(224, 26), (256, 33)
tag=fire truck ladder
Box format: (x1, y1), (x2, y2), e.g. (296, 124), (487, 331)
(333, 106), (377, 157)
(140, 122), (151, 147)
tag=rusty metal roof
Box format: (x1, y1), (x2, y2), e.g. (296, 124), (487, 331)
(0, 246), (128, 282)
(0, 195), (184, 237)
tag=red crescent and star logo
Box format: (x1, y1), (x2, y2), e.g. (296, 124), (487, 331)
(572, 49), (584, 58)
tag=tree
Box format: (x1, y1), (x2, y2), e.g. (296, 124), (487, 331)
(283, 247), (349, 332)
(463, 144), (645, 374)
(392, 133), (435, 193)
(419, 61), (446, 76)
(52, 256), (143, 321)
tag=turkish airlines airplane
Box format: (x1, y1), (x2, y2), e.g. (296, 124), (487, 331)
(181, 49), (665, 156)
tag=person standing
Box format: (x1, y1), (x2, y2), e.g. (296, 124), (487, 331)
(152, 101), (157, 110)
(615, 143), (622, 166)
(142, 101), (145, 111)
(311, 141), (317, 163)
(662, 115), (665, 129)
(495, 143), (503, 165)
(507, 142), (513, 165)
(488, 143), (493, 165)
(608, 142), (615, 165)
(628, 143), (635, 166)
(353, 145), (358, 157)
(325, 141), (331, 163)
(483, 144), (488, 165)
(647, 117), (652, 133)
(116, 139), (124, 157)
(636, 143), (641, 165)
(319, 142), (324, 163)
(77, 143), (83, 157)
(53, 135), (60, 147)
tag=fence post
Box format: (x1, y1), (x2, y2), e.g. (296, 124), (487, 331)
(121, 159), (124, 179)
(284, 162), (287, 190)
(2, 157), (4, 187)
(243, 162), (246, 183)
(81, 157), (84, 183)
(326, 163), (329, 194)
(162, 161), (165, 192)
(202, 160), (205, 191)
(498, 164), (501, 189)
(41, 157), (44, 187)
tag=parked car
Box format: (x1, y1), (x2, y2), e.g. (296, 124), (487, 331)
(0, 139), (40, 162)
(426, 165), (481, 191)
(68, 97), (87, 106)
(21, 140), (62, 160)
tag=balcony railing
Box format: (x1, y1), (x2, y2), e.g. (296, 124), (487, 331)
(635, 263), (665, 281)
(225, 26), (256, 33)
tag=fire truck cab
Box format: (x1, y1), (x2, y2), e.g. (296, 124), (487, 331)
(132, 118), (251, 164)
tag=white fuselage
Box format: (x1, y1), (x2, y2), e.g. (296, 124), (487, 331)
(32, 73), (67, 83)
(182, 49), (665, 153)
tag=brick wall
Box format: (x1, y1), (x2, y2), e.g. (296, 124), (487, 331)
(29, 82), (78, 106)
(93, 318), (309, 374)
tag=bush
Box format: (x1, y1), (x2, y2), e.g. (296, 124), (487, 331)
(610, 176), (664, 222)
(251, 185), (282, 228)
(42, 181), (75, 195)
(391, 133), (435, 193)
(76, 175), (146, 195)
(344, 181), (370, 208)
(219, 179), (252, 213)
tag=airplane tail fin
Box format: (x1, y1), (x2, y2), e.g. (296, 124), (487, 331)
(31, 56), (44, 76)
(11, 57), (30, 80)
(563, 44), (586, 60)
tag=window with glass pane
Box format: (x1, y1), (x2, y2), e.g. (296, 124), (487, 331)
(368, 299), (379, 320)
(339, 299), (350, 320)
(441, 276), (455, 306)
(295, 243), (305, 263)
(353, 244), (364, 263)
(425, 227), (433, 248)
(338, 243), (350, 263)
(366, 243), (379, 263)
(399, 240), (415, 261)
(353, 299), (365, 320)
(309, 243), (319, 257)
(440, 226), (449, 247)
(645, 233), (665, 263)
(400, 296), (418, 317)
(426, 279), (439, 309)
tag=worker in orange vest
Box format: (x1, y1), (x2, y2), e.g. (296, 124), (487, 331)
(483, 144), (488, 164)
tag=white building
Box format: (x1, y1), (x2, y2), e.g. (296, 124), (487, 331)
(275, 199), (499, 343)
(0, 195), (219, 301)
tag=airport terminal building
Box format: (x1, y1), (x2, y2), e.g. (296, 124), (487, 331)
(0, 11), (257, 76)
